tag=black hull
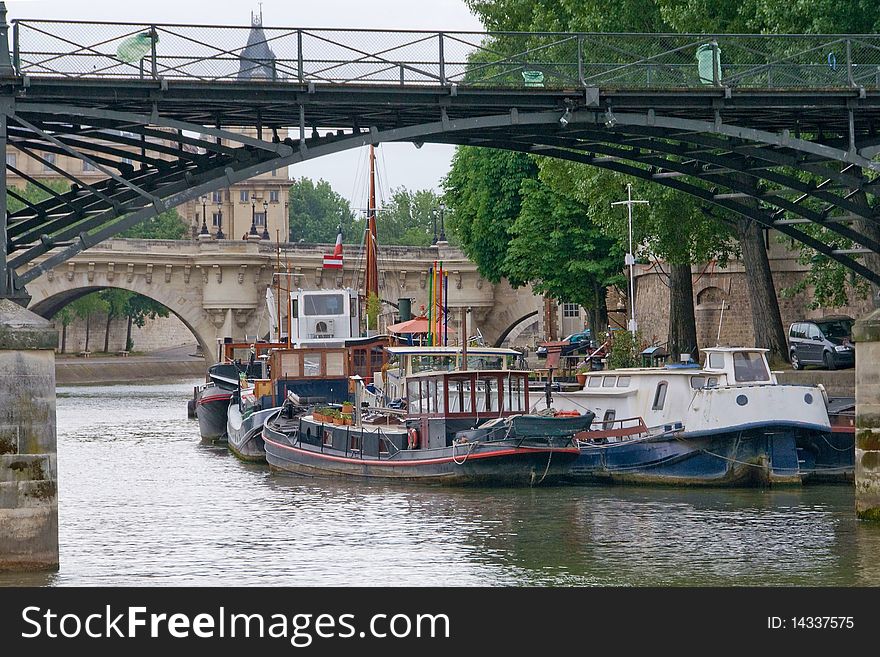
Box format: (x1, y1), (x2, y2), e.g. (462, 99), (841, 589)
(567, 426), (815, 487)
(796, 430), (855, 484)
(196, 387), (231, 443)
(227, 406), (275, 463)
(263, 423), (578, 487)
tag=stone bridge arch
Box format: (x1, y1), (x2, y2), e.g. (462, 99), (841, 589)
(479, 280), (543, 348)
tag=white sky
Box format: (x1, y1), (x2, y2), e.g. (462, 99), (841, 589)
(6, 0), (485, 207)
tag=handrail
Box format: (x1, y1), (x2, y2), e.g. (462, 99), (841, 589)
(8, 20), (880, 90)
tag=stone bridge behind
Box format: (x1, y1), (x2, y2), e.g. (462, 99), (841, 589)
(22, 239), (542, 364)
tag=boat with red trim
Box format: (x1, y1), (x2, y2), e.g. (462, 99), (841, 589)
(262, 369), (588, 486)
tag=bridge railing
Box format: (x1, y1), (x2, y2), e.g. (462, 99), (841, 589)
(10, 20), (880, 89)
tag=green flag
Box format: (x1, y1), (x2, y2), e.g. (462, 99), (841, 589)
(116, 32), (157, 64)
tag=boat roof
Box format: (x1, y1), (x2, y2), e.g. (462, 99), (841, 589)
(386, 346), (520, 356)
(407, 368), (528, 380)
(700, 347), (769, 353)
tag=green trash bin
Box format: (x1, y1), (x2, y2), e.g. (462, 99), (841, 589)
(696, 42), (721, 85)
(116, 32), (157, 64)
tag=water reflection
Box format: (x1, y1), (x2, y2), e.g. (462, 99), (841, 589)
(2, 380), (879, 586)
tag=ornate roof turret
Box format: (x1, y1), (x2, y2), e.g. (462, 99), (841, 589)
(238, 10), (277, 80)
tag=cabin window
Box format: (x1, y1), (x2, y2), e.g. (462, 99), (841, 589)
(323, 429), (333, 447)
(370, 346), (385, 373)
(616, 376), (630, 388)
(603, 376), (616, 388)
(407, 381), (420, 414)
(602, 409), (616, 430)
(326, 352), (345, 377)
(708, 353), (725, 369)
(279, 352), (300, 377)
(652, 381), (668, 410)
(476, 378), (494, 412)
(448, 379), (461, 413)
(707, 377), (718, 387)
(588, 377), (602, 388)
(733, 352), (770, 382)
(506, 376), (524, 412)
(462, 380), (473, 413)
(690, 376), (705, 389)
(303, 294), (344, 316)
(428, 379), (438, 414)
(303, 353), (322, 377)
(352, 349), (367, 377)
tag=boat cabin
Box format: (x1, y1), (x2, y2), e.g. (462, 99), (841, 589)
(377, 345), (524, 403)
(405, 369), (531, 449)
(289, 287), (360, 345)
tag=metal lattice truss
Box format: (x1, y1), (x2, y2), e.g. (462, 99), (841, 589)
(3, 19), (880, 298)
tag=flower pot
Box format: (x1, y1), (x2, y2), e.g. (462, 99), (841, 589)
(341, 403), (353, 415)
(576, 373), (588, 387)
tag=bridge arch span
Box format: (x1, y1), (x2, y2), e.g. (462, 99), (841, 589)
(28, 277), (219, 365)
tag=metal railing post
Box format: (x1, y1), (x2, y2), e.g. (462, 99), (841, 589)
(438, 32), (446, 85)
(150, 25), (158, 79)
(711, 39), (720, 87)
(846, 38), (854, 87)
(400, 63), (404, 85)
(577, 35), (584, 86)
(11, 19), (18, 74)
(297, 29), (304, 83)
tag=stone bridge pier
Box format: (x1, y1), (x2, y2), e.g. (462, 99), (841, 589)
(855, 310), (880, 520)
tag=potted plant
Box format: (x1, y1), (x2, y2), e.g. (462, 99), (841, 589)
(341, 401), (354, 415)
(576, 364), (589, 387)
(342, 413), (353, 426)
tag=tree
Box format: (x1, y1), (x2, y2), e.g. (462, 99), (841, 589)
(53, 307), (73, 354)
(6, 180), (70, 214)
(365, 292), (381, 331)
(69, 293), (109, 353)
(99, 289), (133, 353)
(375, 187), (445, 246)
(120, 208), (187, 239)
(504, 178), (625, 336)
(124, 294), (170, 352)
(444, 147), (538, 283)
(287, 177), (362, 243)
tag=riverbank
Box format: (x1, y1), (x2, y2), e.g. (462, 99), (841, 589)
(55, 345), (205, 385)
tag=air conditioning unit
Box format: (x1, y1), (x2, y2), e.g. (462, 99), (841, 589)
(311, 319), (335, 337)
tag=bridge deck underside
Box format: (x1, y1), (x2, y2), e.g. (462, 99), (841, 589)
(3, 79), (880, 295)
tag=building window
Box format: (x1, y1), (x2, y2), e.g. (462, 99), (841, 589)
(6, 152), (15, 167)
(212, 212), (221, 227)
(43, 153), (56, 171)
(240, 190), (249, 203)
(270, 190), (279, 202)
(255, 212), (266, 227)
(212, 191), (223, 203)
(562, 303), (580, 317)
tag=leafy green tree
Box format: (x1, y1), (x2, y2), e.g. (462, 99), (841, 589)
(124, 294), (170, 352)
(444, 147), (538, 283)
(69, 293), (109, 353)
(53, 306), (74, 354)
(99, 289), (133, 353)
(375, 187), (444, 246)
(6, 180), (71, 214)
(504, 178), (625, 336)
(120, 208), (187, 239)
(288, 177), (362, 243)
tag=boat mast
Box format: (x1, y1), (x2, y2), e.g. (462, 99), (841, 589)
(364, 145), (379, 303)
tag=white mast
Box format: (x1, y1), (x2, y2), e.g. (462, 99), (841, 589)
(611, 183), (649, 336)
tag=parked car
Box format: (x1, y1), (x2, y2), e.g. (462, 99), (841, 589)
(536, 330), (594, 359)
(788, 316), (855, 370)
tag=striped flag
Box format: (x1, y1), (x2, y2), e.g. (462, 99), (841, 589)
(323, 226), (343, 269)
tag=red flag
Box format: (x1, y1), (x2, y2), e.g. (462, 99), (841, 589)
(323, 227), (343, 269)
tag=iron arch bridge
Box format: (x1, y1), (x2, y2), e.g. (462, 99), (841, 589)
(2, 12), (880, 302)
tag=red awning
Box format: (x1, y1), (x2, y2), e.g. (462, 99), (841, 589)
(386, 318), (456, 335)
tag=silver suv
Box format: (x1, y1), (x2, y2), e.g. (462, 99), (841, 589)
(788, 316), (855, 370)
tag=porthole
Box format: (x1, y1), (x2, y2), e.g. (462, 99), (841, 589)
(804, 393), (813, 405)
(736, 394), (748, 406)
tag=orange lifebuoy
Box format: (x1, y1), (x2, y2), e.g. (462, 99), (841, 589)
(407, 427), (420, 449)
(554, 410), (580, 417)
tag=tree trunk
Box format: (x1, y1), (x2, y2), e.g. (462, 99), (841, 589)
(735, 217), (788, 362)
(585, 283), (609, 339)
(84, 314), (91, 352)
(126, 315), (134, 352)
(103, 312), (112, 353)
(61, 323), (67, 354)
(667, 263), (698, 360)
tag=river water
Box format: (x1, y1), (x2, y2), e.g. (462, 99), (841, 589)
(3, 378), (880, 587)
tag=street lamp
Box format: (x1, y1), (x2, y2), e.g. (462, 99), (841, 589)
(249, 192), (259, 238)
(432, 207), (438, 245)
(284, 200), (290, 242)
(261, 200), (270, 240)
(437, 201), (447, 244)
(215, 199), (225, 240)
(198, 194), (209, 237)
